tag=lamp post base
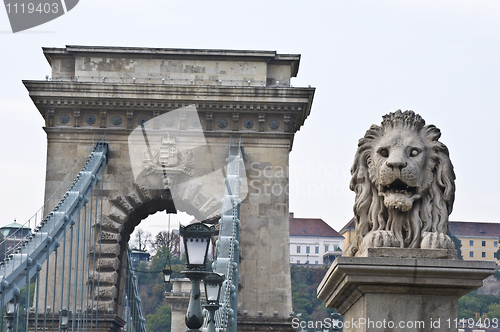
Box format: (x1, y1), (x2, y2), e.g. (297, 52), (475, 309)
(182, 270), (208, 331)
(203, 303), (220, 332)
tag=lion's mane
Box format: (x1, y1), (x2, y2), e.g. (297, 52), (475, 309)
(345, 110), (455, 256)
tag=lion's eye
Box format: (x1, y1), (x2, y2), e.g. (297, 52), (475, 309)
(410, 149), (419, 157)
(379, 149), (388, 158)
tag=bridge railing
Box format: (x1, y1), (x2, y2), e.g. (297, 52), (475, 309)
(211, 141), (242, 332)
(0, 137), (109, 332)
(0, 134), (106, 263)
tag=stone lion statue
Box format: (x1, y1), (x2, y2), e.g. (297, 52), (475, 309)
(345, 110), (456, 256)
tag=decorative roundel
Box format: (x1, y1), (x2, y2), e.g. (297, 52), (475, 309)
(165, 118), (175, 127)
(59, 115), (69, 124)
(85, 115), (95, 125)
(192, 119), (201, 127)
(269, 120), (280, 129)
(244, 120), (253, 129)
(112, 116), (122, 125)
(138, 117), (148, 125)
(218, 119), (227, 128)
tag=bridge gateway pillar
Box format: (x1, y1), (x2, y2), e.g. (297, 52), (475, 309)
(24, 45), (315, 331)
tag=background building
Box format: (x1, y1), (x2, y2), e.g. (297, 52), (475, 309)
(289, 213), (344, 266)
(0, 221), (31, 262)
(339, 218), (355, 251)
(449, 221), (500, 262)
(129, 249), (151, 269)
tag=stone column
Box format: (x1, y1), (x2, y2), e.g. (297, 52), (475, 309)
(317, 249), (495, 332)
(165, 278), (201, 331)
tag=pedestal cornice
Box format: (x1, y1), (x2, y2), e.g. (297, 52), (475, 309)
(317, 256), (495, 314)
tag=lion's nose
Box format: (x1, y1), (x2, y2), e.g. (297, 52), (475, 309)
(386, 155), (407, 170)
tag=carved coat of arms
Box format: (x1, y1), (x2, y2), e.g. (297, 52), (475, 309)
(143, 133), (194, 181)
(159, 135), (179, 167)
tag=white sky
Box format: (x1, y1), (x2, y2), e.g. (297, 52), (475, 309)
(1, 0), (499, 238)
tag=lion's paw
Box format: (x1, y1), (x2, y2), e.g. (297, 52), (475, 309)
(359, 230), (400, 253)
(420, 232), (455, 250)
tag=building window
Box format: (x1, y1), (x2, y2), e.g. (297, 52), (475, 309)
(482, 241), (486, 247)
(315, 246), (319, 254)
(469, 251), (474, 258)
(297, 246), (300, 254)
(469, 240), (474, 246)
(482, 252), (486, 258)
(297, 260), (300, 264)
(315, 261), (319, 265)
(325, 245), (329, 252)
(306, 246), (310, 254)
(495, 241), (498, 247)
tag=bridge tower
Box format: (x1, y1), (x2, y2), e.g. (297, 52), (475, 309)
(24, 45), (315, 331)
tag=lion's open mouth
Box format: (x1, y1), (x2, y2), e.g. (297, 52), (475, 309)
(383, 179), (417, 197)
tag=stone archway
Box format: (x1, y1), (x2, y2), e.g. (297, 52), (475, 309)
(100, 168), (229, 315)
(25, 45), (315, 332)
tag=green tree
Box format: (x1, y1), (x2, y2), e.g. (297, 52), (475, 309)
(135, 245), (186, 320)
(458, 290), (500, 320)
(486, 303), (500, 320)
(290, 265), (334, 331)
(458, 309), (476, 320)
(145, 304), (172, 332)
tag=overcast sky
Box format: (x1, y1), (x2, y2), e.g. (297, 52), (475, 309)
(1, 0), (499, 239)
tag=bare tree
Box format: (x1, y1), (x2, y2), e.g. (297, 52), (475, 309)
(133, 228), (152, 251)
(151, 230), (180, 257)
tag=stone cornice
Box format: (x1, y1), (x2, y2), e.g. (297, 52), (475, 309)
(24, 81), (315, 134)
(23, 81), (314, 103)
(45, 45), (283, 60)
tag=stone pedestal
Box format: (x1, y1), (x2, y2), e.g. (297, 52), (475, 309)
(165, 278), (196, 332)
(317, 250), (495, 332)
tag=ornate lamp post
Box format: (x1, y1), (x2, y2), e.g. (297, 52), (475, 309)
(59, 308), (71, 332)
(203, 272), (225, 332)
(331, 312), (342, 331)
(163, 212), (173, 284)
(162, 268), (172, 283)
(180, 223), (214, 331)
(5, 300), (17, 332)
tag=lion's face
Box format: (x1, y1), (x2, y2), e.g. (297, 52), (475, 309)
(370, 128), (432, 212)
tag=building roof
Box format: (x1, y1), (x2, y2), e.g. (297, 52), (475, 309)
(339, 218), (355, 235)
(289, 217), (343, 238)
(449, 221), (500, 238)
(1, 222), (30, 229)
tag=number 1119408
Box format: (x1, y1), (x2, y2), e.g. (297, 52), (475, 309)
(5, 3), (59, 14)
(447, 317), (499, 328)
